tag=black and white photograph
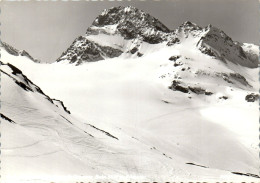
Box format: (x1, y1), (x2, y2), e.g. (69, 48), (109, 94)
(1, 0), (259, 182)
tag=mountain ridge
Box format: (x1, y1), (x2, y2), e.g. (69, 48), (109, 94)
(56, 6), (258, 68)
(0, 41), (41, 63)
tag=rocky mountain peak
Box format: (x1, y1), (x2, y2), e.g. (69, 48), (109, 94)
(88, 6), (170, 44)
(180, 21), (201, 29)
(173, 21), (204, 40)
(177, 21), (202, 33)
(92, 6), (170, 33)
(57, 6), (174, 64)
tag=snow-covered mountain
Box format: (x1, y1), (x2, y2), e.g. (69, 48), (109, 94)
(1, 42), (41, 63)
(1, 6), (259, 183)
(57, 6), (258, 69)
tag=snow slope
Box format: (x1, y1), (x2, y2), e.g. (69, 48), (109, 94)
(1, 61), (109, 182)
(1, 38), (259, 182)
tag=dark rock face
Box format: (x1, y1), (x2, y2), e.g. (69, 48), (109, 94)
(169, 80), (189, 93)
(199, 45), (216, 57)
(231, 172), (260, 179)
(229, 73), (251, 87)
(240, 43), (259, 64)
(0, 113), (15, 124)
(7, 63), (23, 75)
(167, 38), (180, 46)
(188, 86), (206, 95)
(219, 96), (228, 100)
(215, 72), (251, 87)
(142, 34), (165, 44)
(130, 47), (138, 54)
(188, 86), (213, 95)
(186, 162), (208, 168)
(57, 37), (123, 65)
(169, 80), (213, 96)
(197, 26), (258, 68)
(245, 93), (259, 102)
(53, 99), (71, 114)
(205, 91), (213, 96)
(174, 61), (183, 67)
(117, 21), (137, 40)
(1, 62), (54, 103)
(87, 124), (119, 140)
(1, 42), (19, 56)
(215, 73), (233, 84)
(2, 63), (34, 92)
(137, 52), (143, 57)
(169, 55), (180, 61)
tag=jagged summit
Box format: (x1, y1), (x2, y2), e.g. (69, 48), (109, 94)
(56, 6), (258, 68)
(85, 5), (170, 45)
(179, 21), (202, 30)
(56, 6), (175, 64)
(91, 6), (170, 33)
(178, 21), (203, 34)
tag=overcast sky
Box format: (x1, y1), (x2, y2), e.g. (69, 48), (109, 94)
(1, 0), (259, 63)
